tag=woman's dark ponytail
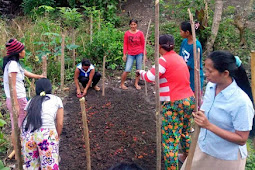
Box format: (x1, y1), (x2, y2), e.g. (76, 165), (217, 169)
(23, 78), (52, 132)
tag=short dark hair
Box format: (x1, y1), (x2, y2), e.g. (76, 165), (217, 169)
(159, 34), (175, 51)
(109, 162), (143, 170)
(129, 19), (138, 25)
(82, 59), (91, 66)
(180, 21), (200, 35)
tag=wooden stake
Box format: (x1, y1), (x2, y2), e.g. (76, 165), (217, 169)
(102, 56), (106, 96)
(79, 97), (91, 170)
(155, 1), (161, 169)
(185, 9), (201, 170)
(8, 150), (15, 159)
(250, 51), (255, 149)
(144, 19), (151, 97)
(61, 30), (66, 90)
(42, 56), (47, 78)
(72, 28), (76, 68)
(90, 14), (93, 43)
(8, 74), (23, 170)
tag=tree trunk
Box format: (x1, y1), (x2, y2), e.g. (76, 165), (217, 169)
(205, 0), (223, 55)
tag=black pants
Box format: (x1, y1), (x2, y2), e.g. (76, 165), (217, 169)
(78, 72), (101, 88)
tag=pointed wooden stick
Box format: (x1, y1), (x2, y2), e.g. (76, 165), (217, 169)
(250, 51), (255, 149)
(102, 56), (106, 96)
(42, 56), (47, 78)
(143, 19), (151, 97)
(79, 97), (91, 170)
(185, 9), (201, 170)
(155, 0), (161, 170)
(8, 74), (23, 170)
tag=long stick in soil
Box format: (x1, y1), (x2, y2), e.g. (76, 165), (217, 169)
(250, 51), (255, 148)
(79, 97), (92, 170)
(155, 1), (161, 169)
(61, 30), (66, 90)
(90, 14), (93, 43)
(102, 56), (106, 96)
(42, 56), (47, 78)
(185, 9), (201, 170)
(8, 74), (23, 170)
(143, 19), (151, 97)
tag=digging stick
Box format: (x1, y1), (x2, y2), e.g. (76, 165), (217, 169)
(102, 56), (106, 96)
(42, 56), (47, 78)
(79, 97), (91, 170)
(61, 30), (66, 90)
(90, 14), (93, 43)
(144, 19), (151, 97)
(8, 74), (23, 170)
(251, 51), (255, 148)
(197, 48), (202, 107)
(155, 0), (161, 169)
(185, 9), (201, 170)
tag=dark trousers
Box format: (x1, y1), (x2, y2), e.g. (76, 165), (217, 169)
(78, 72), (101, 88)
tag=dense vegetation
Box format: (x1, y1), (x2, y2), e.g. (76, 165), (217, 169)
(0, 0), (255, 169)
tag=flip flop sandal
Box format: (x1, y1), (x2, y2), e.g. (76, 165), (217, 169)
(76, 93), (83, 98)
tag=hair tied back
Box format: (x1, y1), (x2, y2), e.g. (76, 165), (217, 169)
(234, 56), (242, 67)
(40, 91), (46, 96)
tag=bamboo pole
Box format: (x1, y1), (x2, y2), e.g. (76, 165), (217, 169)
(8, 74), (23, 170)
(185, 9), (201, 170)
(98, 10), (101, 31)
(102, 56), (106, 96)
(251, 51), (255, 149)
(79, 97), (92, 170)
(72, 28), (76, 68)
(155, 0), (161, 169)
(42, 56), (47, 78)
(90, 14), (93, 43)
(61, 30), (66, 90)
(144, 19), (151, 97)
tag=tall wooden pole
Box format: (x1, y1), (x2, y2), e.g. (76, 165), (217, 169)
(185, 9), (201, 170)
(90, 14), (93, 43)
(8, 74), (23, 170)
(102, 56), (106, 96)
(144, 19), (151, 97)
(79, 97), (92, 170)
(42, 56), (47, 78)
(72, 28), (76, 68)
(250, 51), (255, 149)
(61, 30), (66, 90)
(155, 0), (161, 169)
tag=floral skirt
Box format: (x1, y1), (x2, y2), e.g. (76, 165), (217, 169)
(21, 128), (60, 170)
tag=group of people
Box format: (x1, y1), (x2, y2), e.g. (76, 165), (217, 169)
(2, 18), (254, 170)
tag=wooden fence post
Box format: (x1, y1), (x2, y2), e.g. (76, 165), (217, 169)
(102, 56), (106, 96)
(8, 74), (23, 170)
(79, 97), (91, 170)
(155, 0), (161, 169)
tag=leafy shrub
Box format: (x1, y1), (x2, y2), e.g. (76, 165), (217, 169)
(22, 0), (56, 15)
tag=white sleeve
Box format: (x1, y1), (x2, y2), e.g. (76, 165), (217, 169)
(8, 61), (20, 73)
(57, 97), (63, 109)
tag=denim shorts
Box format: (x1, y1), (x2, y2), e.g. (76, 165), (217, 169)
(125, 53), (143, 72)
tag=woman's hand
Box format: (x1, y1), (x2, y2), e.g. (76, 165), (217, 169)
(144, 55), (148, 62)
(193, 110), (211, 129)
(122, 54), (127, 62)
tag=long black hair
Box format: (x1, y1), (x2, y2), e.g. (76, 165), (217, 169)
(2, 39), (20, 71)
(23, 78), (52, 132)
(159, 34), (175, 52)
(207, 51), (253, 103)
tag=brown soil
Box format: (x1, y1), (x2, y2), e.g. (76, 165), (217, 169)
(59, 73), (159, 170)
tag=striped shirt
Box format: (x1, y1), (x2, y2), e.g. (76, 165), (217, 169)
(139, 50), (193, 101)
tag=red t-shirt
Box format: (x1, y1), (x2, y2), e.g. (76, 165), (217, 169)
(123, 30), (145, 55)
(140, 50), (194, 101)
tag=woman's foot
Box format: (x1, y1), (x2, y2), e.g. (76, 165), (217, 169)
(135, 84), (141, 90)
(93, 86), (100, 91)
(120, 84), (128, 90)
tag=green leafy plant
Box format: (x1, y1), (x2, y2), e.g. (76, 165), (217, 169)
(0, 160), (10, 170)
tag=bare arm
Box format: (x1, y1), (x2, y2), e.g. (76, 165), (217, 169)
(193, 111), (250, 146)
(24, 70), (45, 79)
(74, 68), (81, 94)
(56, 108), (64, 136)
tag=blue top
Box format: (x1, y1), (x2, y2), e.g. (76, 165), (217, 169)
(179, 38), (204, 91)
(77, 63), (94, 78)
(199, 80), (254, 160)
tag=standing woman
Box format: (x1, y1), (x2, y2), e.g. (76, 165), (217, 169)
(181, 51), (254, 170)
(121, 19), (146, 90)
(3, 39), (44, 157)
(21, 78), (64, 169)
(179, 21), (204, 92)
(137, 34), (195, 170)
